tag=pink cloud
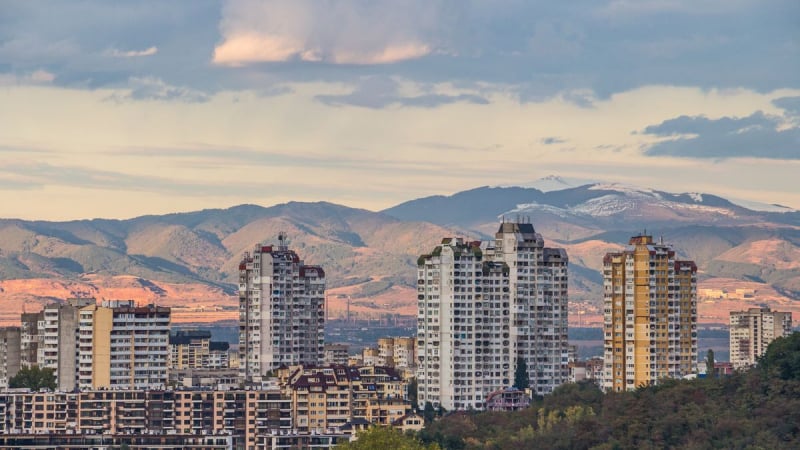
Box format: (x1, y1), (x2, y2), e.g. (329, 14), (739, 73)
(213, 0), (439, 66)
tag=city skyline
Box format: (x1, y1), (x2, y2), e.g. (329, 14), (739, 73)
(1, 1), (798, 220)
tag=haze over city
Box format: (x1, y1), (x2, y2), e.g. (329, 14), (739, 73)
(1, 0), (798, 220)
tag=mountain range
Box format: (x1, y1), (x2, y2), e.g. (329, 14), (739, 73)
(0, 177), (798, 325)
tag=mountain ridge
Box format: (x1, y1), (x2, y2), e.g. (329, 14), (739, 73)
(0, 180), (798, 325)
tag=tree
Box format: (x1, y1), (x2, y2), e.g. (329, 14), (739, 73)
(334, 426), (441, 450)
(423, 402), (436, 425)
(9, 366), (56, 390)
(705, 349), (716, 378)
(759, 332), (800, 380)
(408, 378), (419, 410)
(514, 357), (530, 390)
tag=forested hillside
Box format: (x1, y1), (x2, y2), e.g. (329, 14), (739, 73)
(420, 333), (800, 450)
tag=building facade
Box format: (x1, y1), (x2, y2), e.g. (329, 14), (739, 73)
(279, 365), (410, 432)
(0, 327), (21, 388)
(39, 298), (95, 391)
(169, 329), (229, 370)
(19, 313), (41, 369)
(603, 235), (698, 392)
(729, 307), (792, 370)
(416, 221), (569, 410)
(239, 235), (326, 382)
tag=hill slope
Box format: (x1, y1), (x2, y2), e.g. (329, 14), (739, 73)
(0, 179), (798, 325)
(0, 202), (459, 323)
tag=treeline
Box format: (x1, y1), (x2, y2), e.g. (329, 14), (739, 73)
(419, 333), (800, 449)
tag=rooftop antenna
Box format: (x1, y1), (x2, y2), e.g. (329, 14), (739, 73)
(278, 231), (288, 250)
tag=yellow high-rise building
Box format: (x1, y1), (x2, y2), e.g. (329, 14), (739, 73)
(603, 234), (697, 391)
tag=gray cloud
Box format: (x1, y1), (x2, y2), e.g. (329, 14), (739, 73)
(0, 0), (797, 102)
(0, 162), (256, 196)
(107, 77), (210, 103)
(773, 96), (800, 117)
(314, 76), (489, 109)
(541, 137), (566, 145)
(641, 112), (800, 159)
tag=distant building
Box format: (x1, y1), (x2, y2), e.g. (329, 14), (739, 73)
(0, 327), (21, 388)
(19, 312), (41, 369)
(169, 329), (230, 370)
(30, 298), (170, 391)
(602, 235), (697, 392)
(77, 300), (171, 390)
(569, 357), (604, 385)
(485, 388), (532, 411)
(324, 343), (350, 365)
(208, 341), (231, 369)
(392, 412), (425, 432)
(359, 337), (416, 372)
(239, 235), (326, 382)
(417, 221), (569, 411)
(39, 298), (95, 391)
(279, 365), (411, 432)
(729, 307), (792, 370)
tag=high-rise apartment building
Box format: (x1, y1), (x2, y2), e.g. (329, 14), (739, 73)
(239, 235), (326, 382)
(77, 301), (170, 390)
(603, 235), (697, 392)
(19, 312), (41, 369)
(0, 327), (21, 388)
(29, 298), (170, 391)
(730, 307), (792, 370)
(416, 221), (569, 410)
(39, 298), (95, 391)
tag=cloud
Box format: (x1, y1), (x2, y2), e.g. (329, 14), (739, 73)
(106, 46), (158, 58)
(0, 1), (797, 102)
(213, 0), (439, 66)
(314, 76), (488, 109)
(0, 69), (56, 85)
(541, 137), (566, 145)
(0, 162), (255, 196)
(108, 76), (210, 103)
(641, 111), (800, 159)
(773, 96), (800, 117)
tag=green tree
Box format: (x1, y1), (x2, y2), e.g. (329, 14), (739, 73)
(759, 331), (800, 380)
(9, 366), (56, 390)
(423, 402), (436, 425)
(706, 349), (716, 378)
(334, 426), (441, 450)
(408, 378), (419, 410)
(514, 357), (529, 390)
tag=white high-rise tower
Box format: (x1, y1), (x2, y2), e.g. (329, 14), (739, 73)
(239, 235), (326, 382)
(416, 221), (569, 410)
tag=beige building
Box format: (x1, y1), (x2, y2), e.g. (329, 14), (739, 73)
(168, 329), (229, 370)
(75, 301), (170, 390)
(603, 235), (697, 392)
(280, 365), (411, 432)
(730, 307), (792, 370)
(324, 343), (350, 365)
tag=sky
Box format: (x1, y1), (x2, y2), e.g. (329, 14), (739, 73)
(1, 0), (799, 220)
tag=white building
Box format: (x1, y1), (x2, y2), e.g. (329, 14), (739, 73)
(239, 235), (326, 382)
(730, 307), (792, 370)
(416, 221), (569, 410)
